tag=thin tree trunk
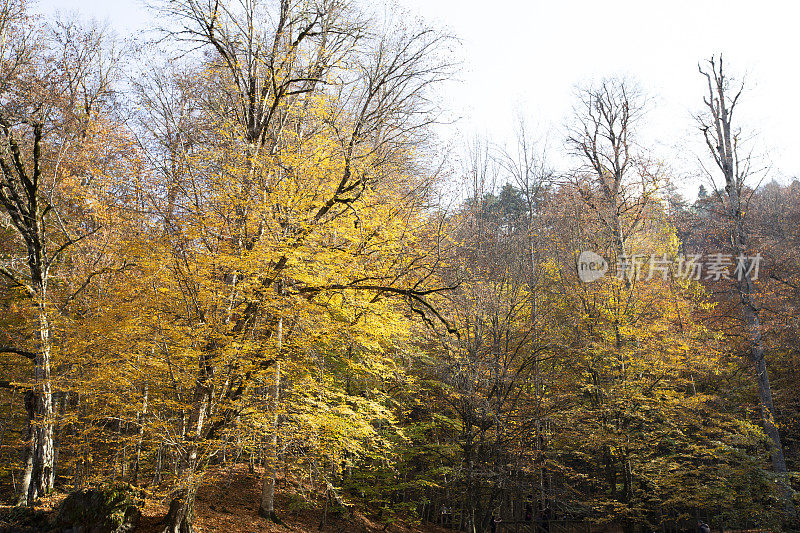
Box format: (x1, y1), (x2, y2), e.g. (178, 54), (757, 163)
(0, 391), (15, 457)
(50, 389), (68, 490)
(17, 406), (34, 506)
(259, 316), (282, 521)
(153, 441), (163, 486)
(318, 488), (329, 531)
(162, 345), (213, 533)
(747, 312), (787, 472)
(133, 382), (149, 485)
(19, 294), (54, 505)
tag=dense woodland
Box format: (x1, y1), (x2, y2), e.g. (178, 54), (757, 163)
(1, 1), (800, 532)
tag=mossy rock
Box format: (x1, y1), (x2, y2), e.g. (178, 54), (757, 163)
(54, 486), (141, 533)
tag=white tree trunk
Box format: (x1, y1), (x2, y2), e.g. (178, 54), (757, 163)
(259, 317), (281, 520)
(19, 289), (54, 504)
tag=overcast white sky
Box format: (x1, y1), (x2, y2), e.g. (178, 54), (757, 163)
(37, 0), (800, 196)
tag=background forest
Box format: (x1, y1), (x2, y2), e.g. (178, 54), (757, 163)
(1, 1), (799, 532)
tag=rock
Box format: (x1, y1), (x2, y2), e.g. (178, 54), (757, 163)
(54, 486), (141, 533)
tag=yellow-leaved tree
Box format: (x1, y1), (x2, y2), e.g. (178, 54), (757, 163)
(83, 8), (457, 526)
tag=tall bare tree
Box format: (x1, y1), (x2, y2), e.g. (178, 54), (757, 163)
(697, 57), (793, 512)
(566, 79), (661, 271)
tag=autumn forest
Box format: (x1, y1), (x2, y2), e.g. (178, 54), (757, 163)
(1, 1), (800, 532)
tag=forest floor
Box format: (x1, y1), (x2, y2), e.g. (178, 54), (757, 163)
(0, 464), (449, 533)
(0, 467), (777, 533)
(136, 464), (437, 533)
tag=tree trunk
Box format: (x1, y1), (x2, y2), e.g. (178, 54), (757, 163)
(18, 296), (54, 505)
(162, 483), (197, 533)
(698, 58), (794, 516)
(0, 123), (57, 506)
(318, 488), (329, 531)
(756, 360), (788, 470)
(259, 316), (282, 521)
(133, 382), (148, 485)
(162, 340), (214, 532)
(731, 215), (788, 473)
(153, 441), (163, 486)
(727, 164), (790, 480)
(161, 424), (203, 532)
(17, 407), (33, 506)
(50, 389), (68, 491)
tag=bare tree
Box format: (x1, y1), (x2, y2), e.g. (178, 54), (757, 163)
(499, 120), (553, 514)
(696, 57), (793, 512)
(566, 79), (661, 274)
(501, 117), (552, 223)
(0, 0), (32, 99)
